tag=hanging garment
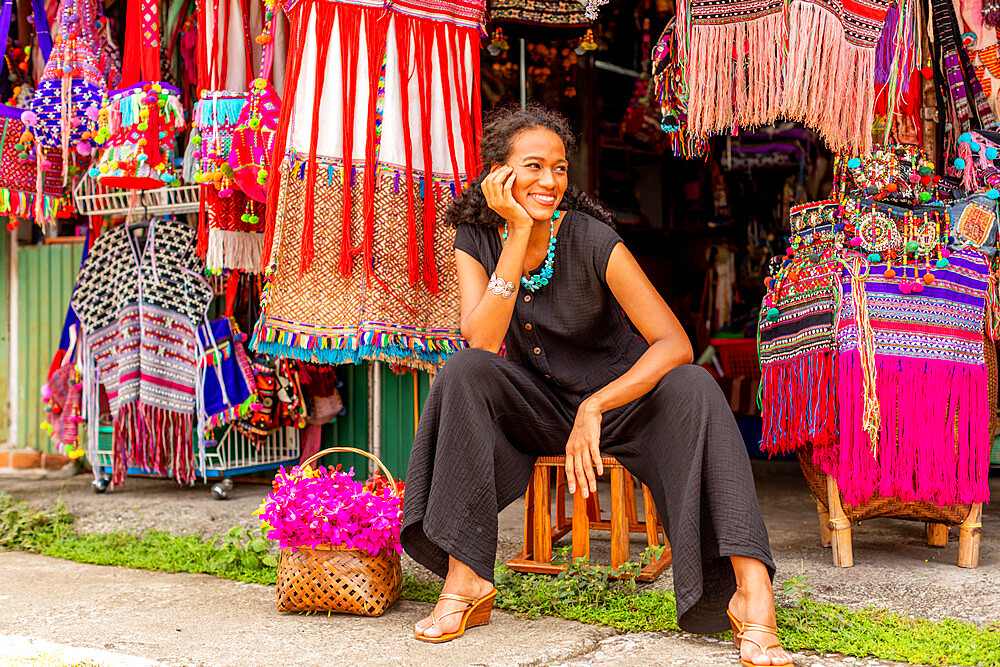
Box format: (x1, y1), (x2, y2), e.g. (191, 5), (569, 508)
(71, 218), (214, 486)
(834, 248), (992, 507)
(198, 317), (256, 433)
(681, 0), (897, 154)
(252, 0), (485, 372)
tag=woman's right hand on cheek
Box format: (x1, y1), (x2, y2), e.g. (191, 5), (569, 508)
(481, 166), (533, 234)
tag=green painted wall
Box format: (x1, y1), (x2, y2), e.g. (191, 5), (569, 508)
(318, 362), (431, 480)
(0, 227), (9, 440)
(17, 241), (84, 453)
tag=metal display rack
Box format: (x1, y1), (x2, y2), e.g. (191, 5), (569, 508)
(93, 425), (300, 498)
(72, 175), (200, 218)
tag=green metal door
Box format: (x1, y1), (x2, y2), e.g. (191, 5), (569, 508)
(17, 241), (84, 453)
(318, 361), (431, 480)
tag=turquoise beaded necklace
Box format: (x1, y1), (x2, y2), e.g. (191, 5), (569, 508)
(501, 210), (561, 292)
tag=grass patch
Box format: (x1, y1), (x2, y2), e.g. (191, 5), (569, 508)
(2, 492), (999, 665)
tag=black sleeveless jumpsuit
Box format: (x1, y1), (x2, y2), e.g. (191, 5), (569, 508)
(401, 210), (774, 633)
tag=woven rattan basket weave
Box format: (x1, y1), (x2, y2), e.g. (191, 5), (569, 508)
(274, 447), (403, 616)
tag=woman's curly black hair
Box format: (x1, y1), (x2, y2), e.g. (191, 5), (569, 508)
(444, 103), (616, 228)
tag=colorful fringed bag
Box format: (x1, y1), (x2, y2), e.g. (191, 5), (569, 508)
(191, 0), (254, 193)
(758, 204), (843, 459)
(26, 0), (109, 167)
(0, 0), (70, 225)
(835, 248), (992, 507)
(839, 145), (938, 205)
(227, 1), (281, 203)
(197, 317), (256, 434)
(91, 0), (185, 189)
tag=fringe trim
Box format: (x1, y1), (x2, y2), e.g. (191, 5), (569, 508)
(835, 351), (991, 507)
(111, 401), (195, 487)
(0, 187), (71, 221)
(685, 3), (879, 153)
(204, 394), (260, 434)
(760, 350), (838, 457)
(206, 229), (265, 272)
(250, 315), (467, 370)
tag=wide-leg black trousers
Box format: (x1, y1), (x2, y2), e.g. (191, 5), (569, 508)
(401, 348), (774, 633)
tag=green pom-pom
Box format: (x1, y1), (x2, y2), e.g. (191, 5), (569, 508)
(918, 191), (932, 202)
(766, 307), (780, 321)
(905, 240), (920, 252)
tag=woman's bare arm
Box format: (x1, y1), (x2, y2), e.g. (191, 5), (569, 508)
(564, 242), (694, 497)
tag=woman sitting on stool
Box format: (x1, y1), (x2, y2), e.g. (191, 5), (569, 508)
(401, 104), (791, 667)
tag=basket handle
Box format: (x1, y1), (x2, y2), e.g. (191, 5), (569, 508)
(300, 447), (399, 495)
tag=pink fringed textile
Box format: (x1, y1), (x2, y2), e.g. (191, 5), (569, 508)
(835, 353), (990, 506)
(760, 350), (838, 457)
(683, 0), (893, 153)
(833, 249), (993, 507)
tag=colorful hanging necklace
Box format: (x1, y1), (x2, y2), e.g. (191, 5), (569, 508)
(502, 210), (561, 292)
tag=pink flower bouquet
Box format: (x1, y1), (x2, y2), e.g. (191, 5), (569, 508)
(258, 464), (402, 556)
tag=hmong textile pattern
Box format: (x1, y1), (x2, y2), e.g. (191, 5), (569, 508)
(837, 250), (989, 365)
(488, 0), (588, 26)
(252, 161), (465, 372)
(790, 199), (839, 233)
(759, 260), (841, 364)
(194, 92), (248, 184)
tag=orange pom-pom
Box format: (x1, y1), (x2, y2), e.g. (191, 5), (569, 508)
(255, 33), (272, 44)
(923, 273), (935, 285)
(883, 269), (896, 279)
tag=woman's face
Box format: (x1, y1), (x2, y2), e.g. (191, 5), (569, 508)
(502, 128), (568, 223)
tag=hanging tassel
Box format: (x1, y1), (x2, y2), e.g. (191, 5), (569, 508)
(414, 23), (439, 293)
(361, 9), (390, 283)
(261, 3), (312, 269)
(299, 2), (337, 275)
(337, 3), (363, 277)
(395, 16), (421, 287)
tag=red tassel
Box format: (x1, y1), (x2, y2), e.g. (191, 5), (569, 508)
(225, 270), (240, 316)
(395, 16), (420, 287)
(361, 9), (390, 283)
(337, 3), (363, 277)
(299, 3), (337, 275)
(434, 23), (463, 192)
(414, 23), (438, 293)
(446, 25), (474, 181)
(471, 30), (482, 175)
(196, 185), (209, 257)
(261, 3), (312, 270)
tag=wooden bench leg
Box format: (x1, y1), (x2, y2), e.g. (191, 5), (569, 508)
(958, 503), (982, 569)
(816, 497), (832, 548)
(532, 466), (552, 565)
(572, 485), (590, 560)
(610, 468), (629, 569)
(623, 471), (638, 526)
(826, 476), (853, 567)
(926, 522), (948, 548)
(555, 468), (568, 531)
(642, 484), (659, 548)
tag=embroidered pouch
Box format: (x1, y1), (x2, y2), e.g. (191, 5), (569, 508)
(841, 144), (937, 205)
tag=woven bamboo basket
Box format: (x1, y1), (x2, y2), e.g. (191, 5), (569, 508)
(274, 447), (403, 616)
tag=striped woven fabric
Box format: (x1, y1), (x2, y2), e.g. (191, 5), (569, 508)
(835, 248), (992, 506)
(759, 256), (841, 455)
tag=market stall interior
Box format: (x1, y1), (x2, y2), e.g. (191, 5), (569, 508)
(0, 0), (998, 573)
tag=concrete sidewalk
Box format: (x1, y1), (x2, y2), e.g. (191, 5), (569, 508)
(0, 460), (996, 665)
(0, 551), (909, 667)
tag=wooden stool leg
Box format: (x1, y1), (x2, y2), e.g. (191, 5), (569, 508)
(816, 497), (832, 548)
(522, 484), (535, 559)
(623, 471), (638, 526)
(926, 522), (948, 548)
(572, 486), (590, 560)
(586, 491), (601, 522)
(641, 484), (659, 548)
(610, 468), (629, 569)
(826, 476), (853, 567)
(532, 466), (552, 564)
(555, 468), (567, 530)
(958, 503), (983, 569)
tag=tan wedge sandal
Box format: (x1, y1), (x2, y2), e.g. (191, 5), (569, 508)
(726, 609), (793, 666)
(414, 589), (498, 643)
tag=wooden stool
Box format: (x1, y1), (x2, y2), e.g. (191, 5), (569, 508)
(506, 456), (672, 582)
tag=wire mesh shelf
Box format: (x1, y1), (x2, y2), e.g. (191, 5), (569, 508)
(72, 175), (201, 218)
